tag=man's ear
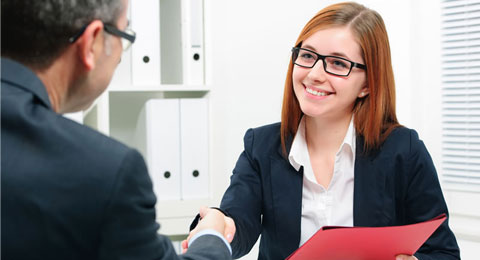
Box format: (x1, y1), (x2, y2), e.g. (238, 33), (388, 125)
(75, 20), (104, 71)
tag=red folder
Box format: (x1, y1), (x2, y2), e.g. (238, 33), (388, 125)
(286, 214), (446, 260)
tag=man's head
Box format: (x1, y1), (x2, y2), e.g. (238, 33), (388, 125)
(2, 0), (125, 69)
(1, 0), (131, 113)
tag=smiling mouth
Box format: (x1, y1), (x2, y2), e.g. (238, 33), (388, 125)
(305, 86), (333, 97)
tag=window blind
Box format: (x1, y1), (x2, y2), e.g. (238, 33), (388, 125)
(441, 0), (480, 192)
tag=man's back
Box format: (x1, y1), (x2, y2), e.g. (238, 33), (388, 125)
(1, 58), (231, 259)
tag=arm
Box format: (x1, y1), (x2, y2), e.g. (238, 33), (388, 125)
(220, 128), (264, 258)
(98, 149), (231, 260)
(405, 131), (460, 260)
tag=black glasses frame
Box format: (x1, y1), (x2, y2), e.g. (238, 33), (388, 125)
(291, 47), (366, 77)
(103, 23), (136, 44)
(68, 22), (136, 48)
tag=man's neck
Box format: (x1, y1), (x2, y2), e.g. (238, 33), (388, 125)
(33, 55), (76, 114)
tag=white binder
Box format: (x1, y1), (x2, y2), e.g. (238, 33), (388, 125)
(182, 0), (205, 85)
(62, 111), (83, 124)
(135, 99), (181, 200)
(131, 0), (161, 86)
(160, 0), (183, 84)
(180, 98), (209, 199)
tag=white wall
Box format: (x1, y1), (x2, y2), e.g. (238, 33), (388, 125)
(206, 0), (477, 259)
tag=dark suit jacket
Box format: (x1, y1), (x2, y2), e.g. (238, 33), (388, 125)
(1, 58), (231, 260)
(220, 122), (460, 260)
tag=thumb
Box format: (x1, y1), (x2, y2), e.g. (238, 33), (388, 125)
(199, 206), (209, 219)
(224, 216), (236, 243)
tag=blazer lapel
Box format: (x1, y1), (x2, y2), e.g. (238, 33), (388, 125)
(353, 137), (388, 227)
(270, 154), (303, 255)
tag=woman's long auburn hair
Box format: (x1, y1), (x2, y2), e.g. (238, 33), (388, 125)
(281, 2), (400, 155)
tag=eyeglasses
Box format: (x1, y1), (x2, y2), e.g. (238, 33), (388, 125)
(291, 47), (366, 77)
(69, 21), (136, 52)
(103, 23), (136, 51)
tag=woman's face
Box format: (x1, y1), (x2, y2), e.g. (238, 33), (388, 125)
(292, 26), (368, 121)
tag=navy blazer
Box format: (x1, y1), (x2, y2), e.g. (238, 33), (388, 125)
(220, 122), (460, 259)
(1, 58), (231, 260)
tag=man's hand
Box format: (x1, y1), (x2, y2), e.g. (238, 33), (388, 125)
(181, 206), (236, 253)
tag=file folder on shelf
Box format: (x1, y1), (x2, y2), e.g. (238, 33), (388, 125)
(160, 0), (205, 85)
(182, 0), (205, 85)
(160, 0), (183, 84)
(131, 0), (161, 86)
(135, 99), (181, 200)
(180, 98), (209, 199)
(286, 214), (447, 260)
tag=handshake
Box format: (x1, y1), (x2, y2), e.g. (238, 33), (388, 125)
(181, 206), (236, 253)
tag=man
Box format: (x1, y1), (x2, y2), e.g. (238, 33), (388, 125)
(1, 0), (234, 259)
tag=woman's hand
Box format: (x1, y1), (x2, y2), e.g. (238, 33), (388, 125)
(181, 206), (236, 253)
(396, 254), (418, 260)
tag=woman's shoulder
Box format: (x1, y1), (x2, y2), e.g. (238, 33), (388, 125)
(381, 126), (425, 154)
(249, 122), (281, 136)
(243, 122), (282, 156)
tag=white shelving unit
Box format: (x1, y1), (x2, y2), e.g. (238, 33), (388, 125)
(83, 0), (213, 236)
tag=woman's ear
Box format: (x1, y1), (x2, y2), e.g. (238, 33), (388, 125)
(358, 87), (369, 98)
(75, 20), (104, 71)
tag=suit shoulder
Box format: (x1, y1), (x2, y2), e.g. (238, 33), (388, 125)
(55, 115), (135, 165)
(386, 126), (420, 143)
(382, 126), (424, 154)
(248, 122), (281, 138)
(243, 122), (281, 156)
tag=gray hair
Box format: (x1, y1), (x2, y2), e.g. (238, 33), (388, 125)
(1, 0), (124, 68)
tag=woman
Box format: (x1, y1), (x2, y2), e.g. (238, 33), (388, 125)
(217, 2), (460, 259)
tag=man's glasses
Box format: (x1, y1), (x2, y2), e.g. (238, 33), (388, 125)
(291, 47), (366, 77)
(69, 22), (136, 52)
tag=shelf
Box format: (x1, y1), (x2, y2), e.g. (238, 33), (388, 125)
(158, 217), (196, 236)
(81, 0), (217, 236)
(156, 198), (212, 236)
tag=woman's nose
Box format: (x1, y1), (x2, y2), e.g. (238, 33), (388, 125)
(307, 60), (328, 82)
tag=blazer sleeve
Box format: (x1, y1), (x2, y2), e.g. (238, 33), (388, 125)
(98, 149), (231, 260)
(404, 131), (460, 260)
(220, 128), (263, 259)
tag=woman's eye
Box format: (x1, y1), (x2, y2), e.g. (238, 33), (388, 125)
(331, 59), (348, 68)
(300, 53), (315, 60)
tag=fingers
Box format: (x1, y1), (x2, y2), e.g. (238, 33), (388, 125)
(181, 239), (188, 253)
(182, 206), (236, 253)
(182, 206), (226, 253)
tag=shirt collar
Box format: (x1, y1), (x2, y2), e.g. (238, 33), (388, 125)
(288, 116), (356, 171)
(288, 117), (308, 171)
(341, 117), (356, 159)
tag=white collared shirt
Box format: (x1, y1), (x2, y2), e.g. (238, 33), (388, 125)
(289, 117), (356, 246)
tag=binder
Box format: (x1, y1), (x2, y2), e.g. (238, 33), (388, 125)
(62, 111), (83, 124)
(182, 0), (205, 85)
(160, 0), (183, 84)
(131, 0), (161, 86)
(286, 214), (447, 260)
(135, 99), (181, 200)
(180, 98), (209, 199)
